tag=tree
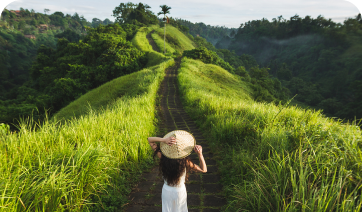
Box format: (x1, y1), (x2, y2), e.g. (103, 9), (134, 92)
(44, 9), (50, 15)
(157, 5), (171, 53)
(112, 2), (136, 24)
(72, 12), (80, 22)
(127, 3), (158, 25)
(103, 18), (113, 25)
(92, 18), (102, 28)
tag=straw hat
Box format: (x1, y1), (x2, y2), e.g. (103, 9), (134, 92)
(161, 130), (196, 159)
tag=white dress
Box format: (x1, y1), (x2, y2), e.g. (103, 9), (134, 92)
(162, 169), (188, 212)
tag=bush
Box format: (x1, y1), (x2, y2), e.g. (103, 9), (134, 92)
(183, 47), (234, 73)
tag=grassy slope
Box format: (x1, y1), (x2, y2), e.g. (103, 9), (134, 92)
(53, 70), (156, 120)
(131, 25), (168, 67)
(152, 32), (175, 53)
(0, 25), (175, 210)
(54, 25), (170, 121)
(178, 57), (362, 211)
(152, 25), (195, 54)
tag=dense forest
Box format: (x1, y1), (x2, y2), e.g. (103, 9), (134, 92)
(1, 3), (290, 126)
(0, 8), (143, 123)
(171, 18), (236, 45)
(206, 14), (362, 121)
(3, 4), (361, 124)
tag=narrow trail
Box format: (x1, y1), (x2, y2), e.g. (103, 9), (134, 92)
(125, 37), (226, 212)
(146, 30), (160, 52)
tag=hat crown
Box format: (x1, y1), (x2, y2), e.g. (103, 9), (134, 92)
(160, 130), (195, 159)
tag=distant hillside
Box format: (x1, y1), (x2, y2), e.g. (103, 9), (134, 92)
(0, 8), (118, 124)
(0, 8), (113, 89)
(170, 17), (236, 45)
(216, 14), (362, 120)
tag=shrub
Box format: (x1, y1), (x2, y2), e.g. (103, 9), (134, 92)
(183, 47), (234, 73)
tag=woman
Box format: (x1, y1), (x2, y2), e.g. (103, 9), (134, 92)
(148, 130), (207, 212)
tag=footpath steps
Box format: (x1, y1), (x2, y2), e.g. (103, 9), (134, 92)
(125, 32), (226, 211)
(125, 59), (226, 212)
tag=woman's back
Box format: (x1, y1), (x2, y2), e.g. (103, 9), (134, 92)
(162, 168), (188, 212)
(164, 168), (186, 187)
(147, 131), (207, 212)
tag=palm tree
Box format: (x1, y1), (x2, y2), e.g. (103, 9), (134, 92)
(157, 5), (171, 54)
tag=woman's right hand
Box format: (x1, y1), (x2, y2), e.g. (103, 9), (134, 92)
(194, 145), (203, 155)
(163, 137), (176, 146)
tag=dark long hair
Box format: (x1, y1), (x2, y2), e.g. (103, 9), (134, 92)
(154, 145), (191, 186)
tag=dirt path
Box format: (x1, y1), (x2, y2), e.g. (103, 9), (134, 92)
(125, 40), (226, 211)
(146, 30), (160, 52)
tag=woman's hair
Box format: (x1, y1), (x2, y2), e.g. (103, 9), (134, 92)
(154, 145), (192, 186)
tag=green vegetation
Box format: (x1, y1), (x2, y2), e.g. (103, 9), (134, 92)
(131, 26), (169, 67)
(0, 8), (115, 125)
(0, 58), (174, 211)
(182, 48), (289, 103)
(218, 14), (362, 120)
(151, 32), (175, 53)
(178, 57), (362, 211)
(0, 23), (144, 124)
(2, 4), (362, 211)
(172, 18), (236, 45)
(183, 47), (234, 72)
(112, 2), (158, 26)
(157, 4), (172, 54)
(153, 25), (195, 54)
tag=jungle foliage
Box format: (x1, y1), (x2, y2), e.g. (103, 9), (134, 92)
(183, 47), (234, 72)
(0, 4), (160, 125)
(183, 42), (289, 103)
(112, 2), (159, 26)
(0, 8), (112, 123)
(171, 18), (236, 45)
(215, 14), (362, 120)
(0, 23), (146, 124)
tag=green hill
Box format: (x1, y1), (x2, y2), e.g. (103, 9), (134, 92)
(1, 54), (173, 211)
(151, 24), (195, 54)
(1, 15), (362, 212)
(0, 8), (115, 124)
(178, 57), (362, 211)
(216, 14), (362, 120)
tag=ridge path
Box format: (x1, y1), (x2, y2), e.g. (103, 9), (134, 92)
(146, 30), (160, 52)
(125, 37), (226, 212)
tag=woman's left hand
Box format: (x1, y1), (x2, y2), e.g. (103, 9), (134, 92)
(164, 137), (176, 146)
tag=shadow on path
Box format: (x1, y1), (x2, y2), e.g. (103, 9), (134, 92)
(146, 30), (160, 52)
(125, 57), (226, 212)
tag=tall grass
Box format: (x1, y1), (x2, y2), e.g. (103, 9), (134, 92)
(178, 57), (362, 211)
(0, 59), (174, 211)
(151, 32), (176, 54)
(131, 26), (168, 67)
(153, 25), (195, 53)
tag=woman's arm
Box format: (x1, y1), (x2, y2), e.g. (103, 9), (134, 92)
(147, 137), (176, 159)
(188, 145), (207, 173)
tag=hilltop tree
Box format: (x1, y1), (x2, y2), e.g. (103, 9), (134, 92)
(158, 5), (171, 53)
(92, 18), (102, 27)
(127, 3), (158, 25)
(113, 2), (135, 24)
(44, 8), (50, 15)
(113, 2), (158, 25)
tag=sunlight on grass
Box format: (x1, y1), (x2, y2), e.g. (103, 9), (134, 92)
(153, 25), (195, 53)
(0, 59), (174, 211)
(131, 26), (168, 67)
(178, 57), (362, 211)
(151, 32), (175, 54)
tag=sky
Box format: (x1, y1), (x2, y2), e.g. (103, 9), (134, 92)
(1, 0), (361, 28)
